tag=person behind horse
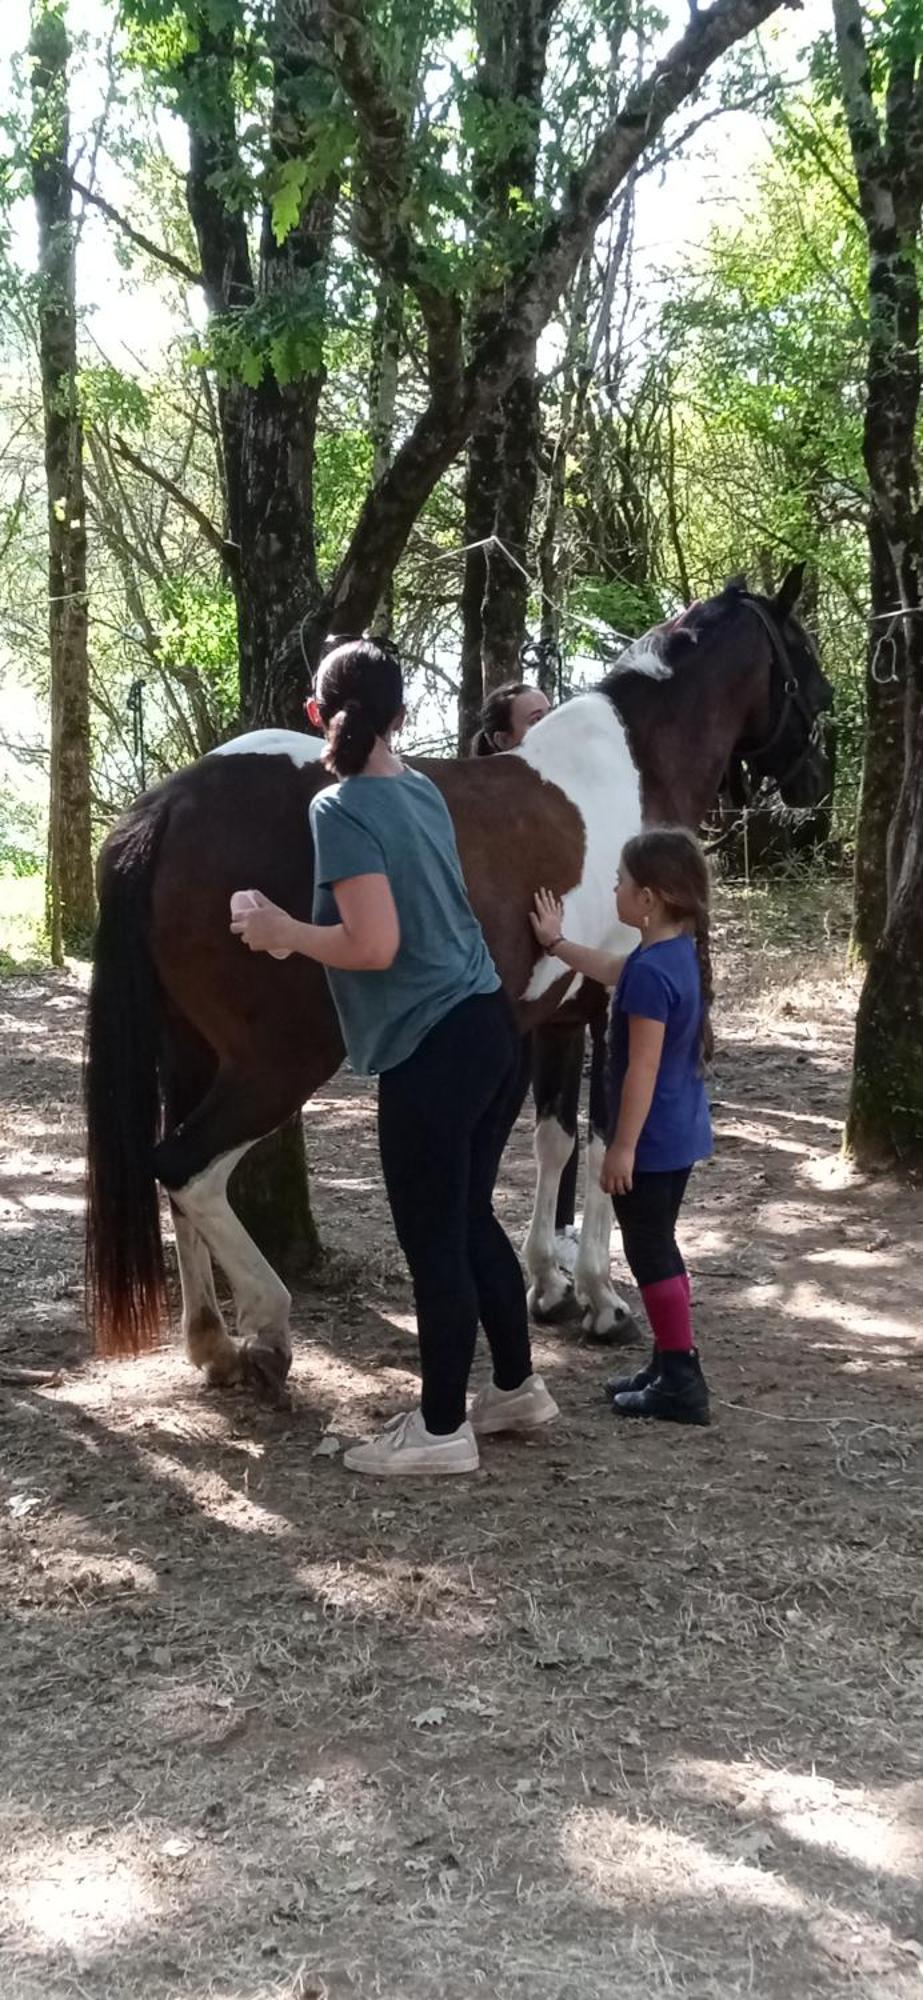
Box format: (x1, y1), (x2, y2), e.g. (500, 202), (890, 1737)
(231, 638), (558, 1476)
(470, 680), (551, 757)
(532, 828), (713, 1425)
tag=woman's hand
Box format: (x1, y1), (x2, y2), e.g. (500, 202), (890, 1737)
(530, 887), (565, 951)
(600, 1141), (635, 1196)
(230, 889), (295, 957)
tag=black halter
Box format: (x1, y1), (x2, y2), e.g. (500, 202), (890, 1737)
(736, 595), (823, 794)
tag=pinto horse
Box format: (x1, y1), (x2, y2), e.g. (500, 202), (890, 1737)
(85, 572), (831, 1395)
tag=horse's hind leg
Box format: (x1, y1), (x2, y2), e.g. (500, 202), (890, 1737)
(171, 1203), (240, 1381)
(161, 1012), (240, 1382)
(155, 1063), (315, 1401)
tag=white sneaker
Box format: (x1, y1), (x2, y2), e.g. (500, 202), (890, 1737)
(343, 1409), (479, 1478)
(469, 1373), (559, 1436)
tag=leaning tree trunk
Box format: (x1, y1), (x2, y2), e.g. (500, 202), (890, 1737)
(834, 0), (923, 1168)
(30, 0), (94, 962)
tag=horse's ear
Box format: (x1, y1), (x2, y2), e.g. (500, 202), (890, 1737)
(724, 571), (748, 593)
(774, 562), (807, 619)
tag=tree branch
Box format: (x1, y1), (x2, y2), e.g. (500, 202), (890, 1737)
(108, 434), (233, 564)
(69, 174), (203, 288)
(301, 0), (793, 647)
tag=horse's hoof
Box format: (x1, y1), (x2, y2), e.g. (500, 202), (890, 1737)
(203, 1347), (247, 1390)
(581, 1305), (643, 1348)
(528, 1280), (581, 1325)
(240, 1342), (293, 1408)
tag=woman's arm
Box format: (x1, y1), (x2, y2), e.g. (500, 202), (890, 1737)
(530, 888), (625, 987)
(600, 1015), (665, 1194)
(231, 875), (400, 971)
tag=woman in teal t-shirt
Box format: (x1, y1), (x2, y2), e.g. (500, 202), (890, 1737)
(231, 638), (557, 1477)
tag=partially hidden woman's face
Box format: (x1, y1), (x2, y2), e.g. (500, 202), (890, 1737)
(502, 687), (551, 748)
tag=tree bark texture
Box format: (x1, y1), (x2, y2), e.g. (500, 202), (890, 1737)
(183, 1), (335, 731)
(834, 0), (923, 1167)
(851, 519), (907, 958)
(180, 0), (337, 1260)
(458, 0), (553, 743)
(30, 0), (95, 961)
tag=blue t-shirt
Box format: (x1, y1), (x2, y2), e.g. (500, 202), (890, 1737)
(606, 934), (712, 1172)
(310, 768), (499, 1076)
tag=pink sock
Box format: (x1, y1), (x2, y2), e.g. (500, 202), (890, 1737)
(640, 1275), (694, 1353)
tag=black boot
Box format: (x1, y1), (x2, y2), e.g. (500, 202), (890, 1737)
(612, 1347), (710, 1426)
(605, 1346), (659, 1401)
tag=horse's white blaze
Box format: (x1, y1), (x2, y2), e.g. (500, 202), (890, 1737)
(210, 729), (324, 765)
(574, 1135), (631, 1334)
(516, 693), (641, 1004)
(524, 1116), (576, 1315)
(173, 1145), (292, 1350)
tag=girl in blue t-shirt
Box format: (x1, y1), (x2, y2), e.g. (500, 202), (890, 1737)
(532, 828), (713, 1426)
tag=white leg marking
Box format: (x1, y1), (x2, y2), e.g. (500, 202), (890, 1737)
(172, 1207), (239, 1380)
(524, 1116), (576, 1318)
(574, 1134), (634, 1337)
(174, 1145), (292, 1358)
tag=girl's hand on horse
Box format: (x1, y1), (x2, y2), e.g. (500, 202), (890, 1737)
(600, 1141), (634, 1197)
(531, 887), (565, 950)
(230, 890), (295, 956)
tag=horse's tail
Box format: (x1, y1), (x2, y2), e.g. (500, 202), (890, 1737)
(84, 788), (172, 1358)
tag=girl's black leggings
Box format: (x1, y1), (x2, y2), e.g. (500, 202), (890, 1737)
(377, 991), (533, 1433)
(611, 1167), (691, 1288)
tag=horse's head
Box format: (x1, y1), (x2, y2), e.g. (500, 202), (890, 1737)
(727, 564), (834, 809)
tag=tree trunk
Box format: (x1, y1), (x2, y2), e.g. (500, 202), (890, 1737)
(834, 0), (923, 1168)
(851, 519), (907, 958)
(30, 0), (94, 961)
(458, 406), (503, 751)
(480, 364), (540, 681)
(229, 1117), (321, 1279)
(181, 0), (337, 1263)
(367, 275), (404, 634)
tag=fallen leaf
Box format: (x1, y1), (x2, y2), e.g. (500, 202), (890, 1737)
(413, 1705), (447, 1730)
(313, 1434), (341, 1458)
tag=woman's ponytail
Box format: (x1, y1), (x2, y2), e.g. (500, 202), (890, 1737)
(324, 699), (379, 778)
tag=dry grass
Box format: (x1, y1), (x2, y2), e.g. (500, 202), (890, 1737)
(2, 876), (923, 2000)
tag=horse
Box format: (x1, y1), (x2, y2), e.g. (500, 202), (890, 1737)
(84, 570), (832, 1397)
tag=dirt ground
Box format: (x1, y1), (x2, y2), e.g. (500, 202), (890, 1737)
(1, 879), (922, 2000)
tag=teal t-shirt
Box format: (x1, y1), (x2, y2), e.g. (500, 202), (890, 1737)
(309, 768), (499, 1076)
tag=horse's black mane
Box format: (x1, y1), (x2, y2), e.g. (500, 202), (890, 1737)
(597, 584), (755, 700)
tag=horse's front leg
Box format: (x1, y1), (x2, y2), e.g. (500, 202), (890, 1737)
(523, 1023), (583, 1319)
(573, 1019), (639, 1344)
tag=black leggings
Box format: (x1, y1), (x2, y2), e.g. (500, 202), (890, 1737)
(377, 991), (532, 1433)
(612, 1168), (691, 1290)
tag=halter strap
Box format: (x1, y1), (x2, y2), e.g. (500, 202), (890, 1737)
(736, 595), (820, 792)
